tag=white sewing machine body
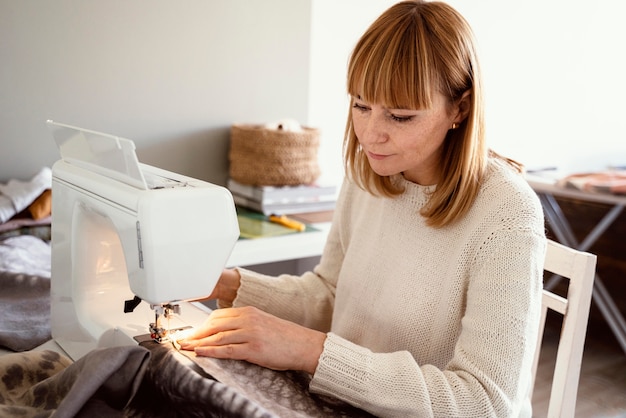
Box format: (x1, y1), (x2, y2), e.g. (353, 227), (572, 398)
(49, 121), (239, 360)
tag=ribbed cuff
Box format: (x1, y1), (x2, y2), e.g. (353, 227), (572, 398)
(310, 332), (372, 401)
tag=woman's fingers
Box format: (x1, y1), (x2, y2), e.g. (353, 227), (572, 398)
(177, 306), (326, 374)
(178, 307), (255, 347)
(178, 307), (272, 363)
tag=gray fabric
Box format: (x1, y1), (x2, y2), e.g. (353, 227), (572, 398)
(182, 349), (375, 418)
(0, 215), (51, 238)
(129, 341), (374, 418)
(0, 340), (374, 417)
(0, 345), (270, 418)
(128, 341), (277, 418)
(0, 235), (51, 351)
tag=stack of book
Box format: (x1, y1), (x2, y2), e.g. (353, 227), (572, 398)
(227, 178), (337, 215)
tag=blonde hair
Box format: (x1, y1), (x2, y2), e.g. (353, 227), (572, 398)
(344, 0), (520, 227)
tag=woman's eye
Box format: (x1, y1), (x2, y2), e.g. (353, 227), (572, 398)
(390, 114), (413, 123)
(352, 102), (370, 112)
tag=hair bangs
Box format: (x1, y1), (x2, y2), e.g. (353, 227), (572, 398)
(347, 13), (437, 111)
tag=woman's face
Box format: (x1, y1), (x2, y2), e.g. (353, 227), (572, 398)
(352, 91), (463, 186)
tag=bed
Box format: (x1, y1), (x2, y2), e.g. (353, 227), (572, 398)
(0, 170), (373, 418)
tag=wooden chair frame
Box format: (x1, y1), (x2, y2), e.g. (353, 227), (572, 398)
(531, 239), (597, 418)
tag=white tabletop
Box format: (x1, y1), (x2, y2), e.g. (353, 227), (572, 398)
(226, 222), (331, 268)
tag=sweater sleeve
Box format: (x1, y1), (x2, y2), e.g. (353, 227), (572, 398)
(230, 267), (335, 332)
(309, 226), (545, 418)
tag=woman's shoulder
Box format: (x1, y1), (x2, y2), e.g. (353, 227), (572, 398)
(483, 158), (536, 197)
(478, 158), (544, 219)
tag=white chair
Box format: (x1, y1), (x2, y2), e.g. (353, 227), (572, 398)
(531, 239), (597, 418)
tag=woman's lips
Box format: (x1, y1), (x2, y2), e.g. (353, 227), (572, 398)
(367, 151), (389, 160)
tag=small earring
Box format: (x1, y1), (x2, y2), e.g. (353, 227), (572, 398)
(451, 123), (459, 130)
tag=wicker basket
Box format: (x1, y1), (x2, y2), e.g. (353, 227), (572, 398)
(229, 123), (321, 186)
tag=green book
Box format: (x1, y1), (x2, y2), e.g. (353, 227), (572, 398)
(236, 207), (318, 239)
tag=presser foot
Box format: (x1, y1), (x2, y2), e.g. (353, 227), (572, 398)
(149, 303), (184, 344)
(147, 323), (192, 344)
(149, 322), (171, 343)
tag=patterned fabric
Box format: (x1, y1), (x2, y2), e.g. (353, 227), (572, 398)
(0, 347), (148, 417)
(0, 341), (372, 417)
(128, 341), (277, 418)
(177, 344), (374, 418)
(0, 350), (71, 417)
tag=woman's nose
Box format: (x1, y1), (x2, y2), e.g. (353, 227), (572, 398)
(360, 112), (389, 144)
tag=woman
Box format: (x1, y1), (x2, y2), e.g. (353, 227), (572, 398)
(179, 1), (546, 416)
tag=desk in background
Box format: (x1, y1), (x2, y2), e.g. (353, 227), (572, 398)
(527, 174), (626, 355)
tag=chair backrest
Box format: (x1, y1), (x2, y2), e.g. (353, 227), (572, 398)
(531, 239), (597, 418)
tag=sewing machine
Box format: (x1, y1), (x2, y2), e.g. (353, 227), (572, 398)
(48, 121), (239, 360)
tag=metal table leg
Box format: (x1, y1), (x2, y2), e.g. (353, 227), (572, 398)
(538, 193), (626, 355)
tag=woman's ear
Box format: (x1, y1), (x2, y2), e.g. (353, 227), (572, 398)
(453, 90), (471, 124)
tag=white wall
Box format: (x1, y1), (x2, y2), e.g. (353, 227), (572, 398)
(450, 0), (626, 173)
(2, 0), (625, 185)
(0, 0), (312, 184)
(308, 0), (397, 184)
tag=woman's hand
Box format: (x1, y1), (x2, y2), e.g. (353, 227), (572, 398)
(177, 306), (326, 375)
(205, 268), (241, 306)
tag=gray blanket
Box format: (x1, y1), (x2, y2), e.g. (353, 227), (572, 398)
(0, 235), (51, 351)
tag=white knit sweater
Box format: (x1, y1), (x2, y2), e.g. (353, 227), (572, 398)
(233, 159), (546, 418)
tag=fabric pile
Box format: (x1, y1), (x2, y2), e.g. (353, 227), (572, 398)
(0, 167), (52, 224)
(0, 341), (373, 417)
(0, 168), (54, 352)
(0, 168), (52, 241)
